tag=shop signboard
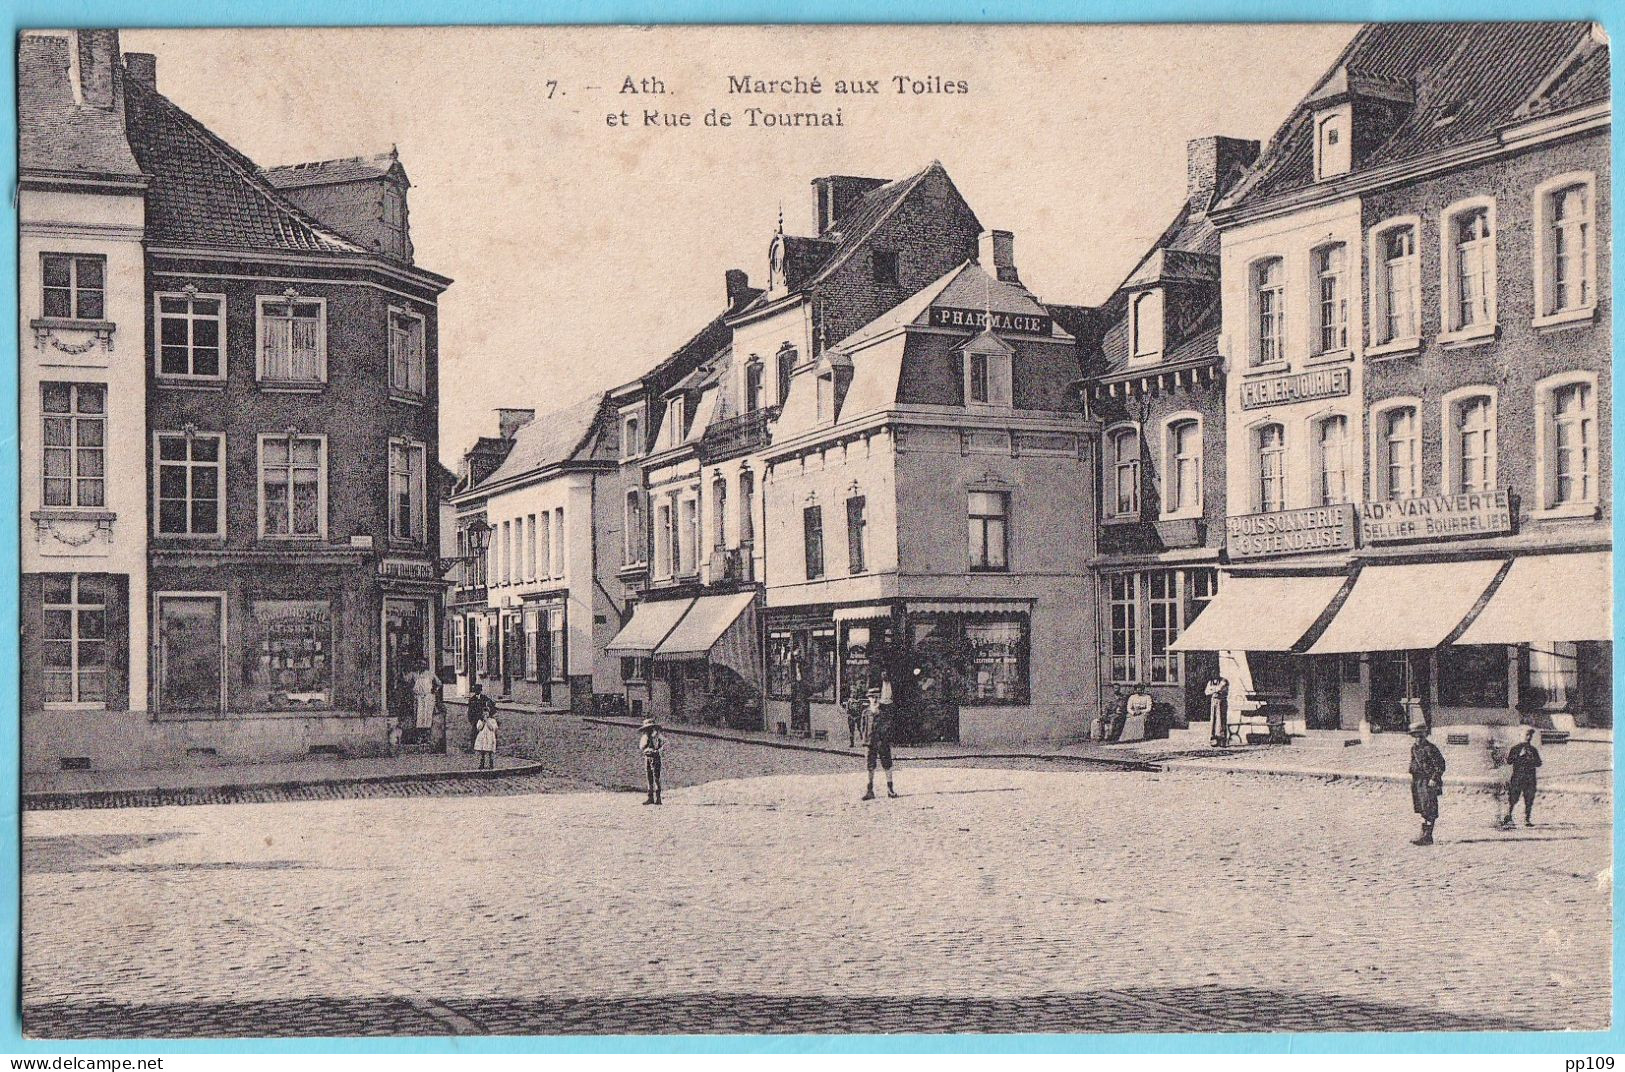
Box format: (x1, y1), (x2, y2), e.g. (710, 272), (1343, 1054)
(1359, 489), (1514, 544)
(1226, 503), (1357, 559)
(1239, 366), (1351, 410)
(927, 306), (1052, 335)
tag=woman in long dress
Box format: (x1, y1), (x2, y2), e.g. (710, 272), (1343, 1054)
(411, 662), (438, 742)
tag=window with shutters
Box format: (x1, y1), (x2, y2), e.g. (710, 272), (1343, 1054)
(41, 573), (108, 707)
(256, 295), (327, 384)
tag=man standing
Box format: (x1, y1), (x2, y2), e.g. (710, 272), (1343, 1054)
(1408, 717), (1447, 845)
(465, 682), (495, 754)
(1205, 675), (1230, 746)
(862, 687), (898, 801)
(638, 717), (664, 805)
(1501, 725), (1543, 828)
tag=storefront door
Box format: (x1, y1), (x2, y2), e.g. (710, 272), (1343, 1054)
(1304, 655), (1343, 730)
(158, 594), (224, 714)
(384, 599), (428, 725)
(907, 622), (962, 745)
(1368, 650), (1427, 731)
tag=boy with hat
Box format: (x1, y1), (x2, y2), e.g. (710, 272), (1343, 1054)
(862, 685), (898, 801)
(1501, 725), (1543, 828)
(1408, 716), (1447, 845)
(638, 717), (664, 805)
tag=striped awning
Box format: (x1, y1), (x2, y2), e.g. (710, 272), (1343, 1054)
(832, 604), (895, 621)
(905, 600), (1031, 616)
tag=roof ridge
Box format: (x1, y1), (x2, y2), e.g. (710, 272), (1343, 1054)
(263, 148), (397, 172)
(131, 81), (366, 254)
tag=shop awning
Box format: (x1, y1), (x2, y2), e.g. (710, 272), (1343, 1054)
(1168, 574), (1348, 652)
(1306, 559), (1505, 655)
(1455, 552), (1612, 646)
(604, 598), (694, 656)
(654, 591), (755, 660)
(905, 600), (1031, 615)
(833, 604), (895, 622)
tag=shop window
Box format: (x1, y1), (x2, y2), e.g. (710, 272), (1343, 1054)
(548, 606), (567, 682)
(914, 614), (1030, 705)
(258, 433), (325, 539)
(1146, 571), (1183, 684)
(1534, 174), (1596, 321)
(767, 631), (797, 699)
(156, 432), (224, 536)
(157, 593), (224, 714)
(1442, 201), (1496, 334)
(803, 505), (825, 579)
(1536, 373), (1598, 514)
(387, 307), (427, 396)
(1313, 414), (1352, 506)
(1437, 645), (1509, 709)
(524, 606), (543, 681)
(1371, 222), (1419, 346)
(1107, 573), (1138, 683)
(1523, 642), (1579, 712)
(1254, 423), (1286, 513)
(256, 295), (326, 384)
(41, 253), (105, 320)
(42, 382), (106, 509)
(1250, 257), (1284, 366)
(1105, 426), (1140, 519)
(1313, 243), (1348, 354)
(244, 600), (333, 710)
(840, 621), (894, 703)
(766, 628), (837, 702)
(41, 573), (108, 707)
(967, 491), (1009, 571)
(156, 292), (225, 379)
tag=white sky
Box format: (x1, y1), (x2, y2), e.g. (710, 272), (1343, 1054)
(122, 24), (1357, 463)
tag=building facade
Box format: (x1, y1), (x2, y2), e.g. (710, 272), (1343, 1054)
(19, 31), (151, 773)
(1180, 21), (1612, 738)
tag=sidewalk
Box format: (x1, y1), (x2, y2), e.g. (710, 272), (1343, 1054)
(22, 751), (540, 804)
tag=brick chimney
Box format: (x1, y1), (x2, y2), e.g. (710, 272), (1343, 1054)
(978, 230), (1019, 284)
(497, 408), (536, 441)
(124, 52), (156, 91)
(724, 268), (751, 307)
(74, 30), (120, 109)
(811, 175), (889, 235)
(1187, 135), (1260, 211)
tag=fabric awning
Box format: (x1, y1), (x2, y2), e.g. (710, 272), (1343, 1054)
(604, 598), (694, 656)
(654, 592), (756, 660)
(1168, 574), (1349, 652)
(1306, 559), (1505, 655)
(1455, 552), (1612, 645)
(833, 604), (895, 622)
(905, 600), (1031, 615)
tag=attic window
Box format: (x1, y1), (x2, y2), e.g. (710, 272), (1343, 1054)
(1433, 100), (1467, 127)
(1314, 106), (1352, 181)
(872, 250), (900, 286)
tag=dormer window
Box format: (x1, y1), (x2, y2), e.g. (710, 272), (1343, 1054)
(664, 396), (686, 449)
(776, 344), (798, 406)
(744, 360), (765, 413)
(381, 187), (407, 257)
(1314, 105), (1352, 180)
(962, 331), (1013, 407)
(816, 372), (836, 423)
(1130, 289), (1163, 360)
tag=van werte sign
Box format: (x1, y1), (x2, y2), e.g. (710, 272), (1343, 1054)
(1240, 366), (1352, 410)
(1359, 489), (1514, 544)
(927, 306), (1052, 335)
(1226, 503), (1357, 559)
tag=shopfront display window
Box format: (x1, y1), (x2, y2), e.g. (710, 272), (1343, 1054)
(840, 622), (895, 703)
(913, 614), (1030, 706)
(767, 626), (837, 701)
(1524, 641), (1579, 711)
(245, 600), (333, 710)
(1437, 645), (1509, 709)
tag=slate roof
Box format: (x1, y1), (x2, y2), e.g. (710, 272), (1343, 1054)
(262, 149), (405, 190)
(832, 260), (1068, 354)
(122, 77), (366, 254)
(475, 392), (607, 490)
(1221, 22), (1608, 211)
(18, 33), (142, 180)
(637, 285), (762, 391)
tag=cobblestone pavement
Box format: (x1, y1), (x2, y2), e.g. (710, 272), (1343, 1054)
(22, 761), (1610, 1038)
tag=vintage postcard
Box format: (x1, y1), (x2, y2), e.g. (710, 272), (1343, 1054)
(15, 21), (1613, 1043)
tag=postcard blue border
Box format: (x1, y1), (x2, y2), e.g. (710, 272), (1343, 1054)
(3, 0), (1621, 1056)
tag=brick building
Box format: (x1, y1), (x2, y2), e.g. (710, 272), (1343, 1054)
(127, 49), (448, 766)
(1177, 22), (1612, 738)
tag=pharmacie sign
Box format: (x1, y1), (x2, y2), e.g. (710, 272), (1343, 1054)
(1240, 366), (1351, 410)
(1360, 490), (1514, 544)
(928, 306), (1052, 335)
(1227, 504), (1357, 559)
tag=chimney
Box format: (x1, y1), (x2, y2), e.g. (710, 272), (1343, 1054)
(978, 230), (1019, 284)
(724, 268), (751, 307)
(1187, 135), (1260, 212)
(810, 175), (889, 235)
(124, 52), (156, 91)
(496, 408), (536, 441)
(74, 29), (120, 109)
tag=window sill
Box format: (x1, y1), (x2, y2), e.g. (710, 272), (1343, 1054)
(1437, 323), (1499, 349)
(1532, 503), (1600, 522)
(389, 391), (426, 406)
(1158, 509), (1204, 522)
(257, 535), (325, 543)
(1102, 513), (1144, 527)
(1305, 349), (1353, 366)
(259, 381), (326, 393)
(154, 532), (226, 542)
(32, 317), (115, 333)
(1242, 360), (1290, 377)
(1366, 337), (1422, 360)
(32, 508), (116, 523)
(969, 566), (1012, 574)
(156, 377), (226, 391)
(43, 702), (108, 712)
(1532, 306), (1597, 331)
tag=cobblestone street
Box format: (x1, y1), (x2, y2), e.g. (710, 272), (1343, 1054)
(22, 739), (1611, 1039)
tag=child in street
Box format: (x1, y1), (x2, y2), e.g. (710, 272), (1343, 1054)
(639, 717), (664, 805)
(474, 709), (499, 770)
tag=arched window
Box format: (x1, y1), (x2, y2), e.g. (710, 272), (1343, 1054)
(1131, 289), (1163, 359)
(1163, 417), (1201, 517)
(1372, 221), (1420, 345)
(1250, 258), (1285, 366)
(1535, 174), (1597, 322)
(1444, 391), (1497, 495)
(1442, 201), (1496, 334)
(1255, 423), (1286, 513)
(1106, 426), (1141, 518)
(1536, 373), (1599, 513)
(1374, 404), (1420, 501)
(1313, 414), (1352, 506)
(1313, 243), (1348, 354)
(744, 360), (764, 413)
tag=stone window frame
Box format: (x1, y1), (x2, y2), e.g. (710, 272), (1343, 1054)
(1437, 195), (1499, 346)
(1532, 369), (1600, 519)
(1532, 171), (1599, 328)
(1368, 396), (1424, 502)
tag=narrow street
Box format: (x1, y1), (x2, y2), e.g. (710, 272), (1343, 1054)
(22, 734), (1611, 1037)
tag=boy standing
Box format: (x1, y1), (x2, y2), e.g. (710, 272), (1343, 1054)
(639, 717), (664, 805)
(1501, 725), (1543, 828)
(862, 690), (898, 801)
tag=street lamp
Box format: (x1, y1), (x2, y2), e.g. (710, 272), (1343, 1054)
(439, 516), (493, 580)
